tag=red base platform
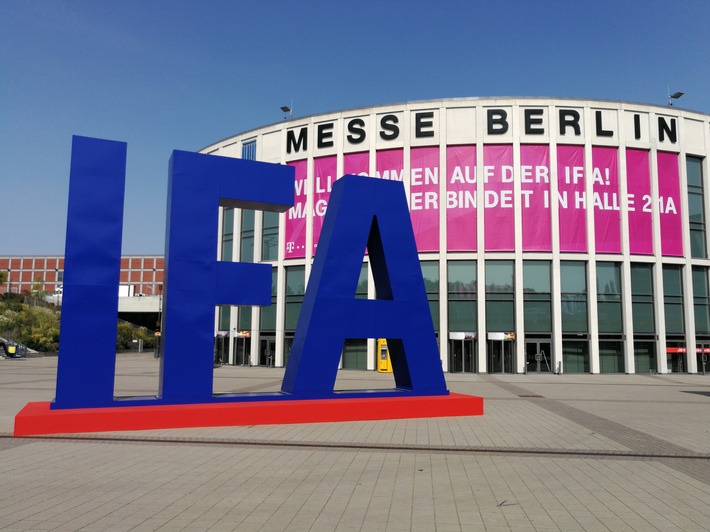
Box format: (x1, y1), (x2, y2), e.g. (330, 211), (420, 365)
(14, 393), (484, 436)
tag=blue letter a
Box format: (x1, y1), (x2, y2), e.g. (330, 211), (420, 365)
(281, 175), (448, 398)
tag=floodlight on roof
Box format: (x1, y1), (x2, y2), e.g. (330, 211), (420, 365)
(668, 90), (685, 106)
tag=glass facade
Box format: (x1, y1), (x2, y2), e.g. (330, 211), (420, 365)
(447, 261), (477, 332)
(485, 261), (514, 332)
(240, 210), (255, 263)
(261, 211), (279, 261)
(663, 265), (684, 334)
(259, 268), (278, 331)
(560, 261), (587, 333)
(242, 140), (256, 161)
(285, 266), (305, 331)
(631, 264), (655, 334)
(687, 156), (706, 258)
(523, 261), (551, 332)
(201, 98), (710, 374)
(597, 262), (623, 334)
(421, 261), (439, 330)
(693, 267), (710, 334)
(221, 208), (234, 261)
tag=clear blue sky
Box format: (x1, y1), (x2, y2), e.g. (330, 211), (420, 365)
(2, 0), (709, 255)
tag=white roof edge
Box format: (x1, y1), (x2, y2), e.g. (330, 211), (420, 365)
(199, 96), (709, 153)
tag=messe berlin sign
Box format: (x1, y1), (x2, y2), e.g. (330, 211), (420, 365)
(14, 136), (482, 435)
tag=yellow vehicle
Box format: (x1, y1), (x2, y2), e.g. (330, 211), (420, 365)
(377, 339), (392, 373)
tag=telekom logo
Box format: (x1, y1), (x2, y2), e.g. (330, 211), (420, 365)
(53, 136), (448, 410)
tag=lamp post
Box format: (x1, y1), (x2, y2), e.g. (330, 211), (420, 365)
(668, 90), (684, 106)
(280, 99), (293, 119)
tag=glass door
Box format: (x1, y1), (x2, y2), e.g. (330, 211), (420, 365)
(487, 337), (514, 373)
(697, 342), (709, 375)
(525, 341), (552, 373)
(233, 336), (250, 366)
(259, 336), (275, 367)
(449, 338), (476, 373)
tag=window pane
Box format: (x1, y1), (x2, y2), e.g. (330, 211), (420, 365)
(690, 229), (707, 259)
(664, 303), (684, 333)
(240, 237), (254, 262)
(686, 156), (703, 188)
(524, 301), (552, 332)
(523, 261), (550, 294)
(260, 304), (276, 330)
(563, 341), (589, 373)
(261, 211), (280, 261)
(222, 208), (234, 235)
(632, 302), (655, 333)
(448, 300), (477, 332)
(240, 209), (255, 263)
(561, 295), (588, 332)
(285, 303), (301, 331)
(429, 299), (440, 330)
(663, 266), (683, 297)
(218, 305), (230, 331)
(263, 211), (279, 230)
(448, 260), (476, 293)
(241, 209), (255, 231)
(420, 261), (439, 293)
(560, 262), (586, 294)
(237, 307), (252, 330)
(693, 267), (709, 297)
(356, 264), (368, 299)
(599, 341), (624, 373)
(596, 263), (621, 295)
(598, 302), (623, 333)
(486, 300), (514, 331)
(695, 304), (710, 334)
(221, 238), (233, 262)
(689, 193), (705, 222)
(486, 261), (514, 293)
(342, 339), (368, 369)
(286, 266), (305, 295)
(631, 264), (654, 295)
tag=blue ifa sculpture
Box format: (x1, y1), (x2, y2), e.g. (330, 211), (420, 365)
(53, 136), (448, 409)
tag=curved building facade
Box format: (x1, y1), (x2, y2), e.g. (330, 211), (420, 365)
(202, 97), (710, 375)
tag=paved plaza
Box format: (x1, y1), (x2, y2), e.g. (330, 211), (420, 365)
(1, 353), (709, 531)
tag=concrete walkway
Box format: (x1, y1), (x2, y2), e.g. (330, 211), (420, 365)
(1, 353), (709, 531)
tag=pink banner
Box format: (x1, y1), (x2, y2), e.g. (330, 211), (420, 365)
(521, 145), (551, 251)
(285, 159), (307, 259)
(626, 149), (653, 255)
(592, 147), (620, 254)
(409, 147), (440, 252)
(313, 156), (337, 254)
(376, 149), (404, 181)
(557, 145), (587, 252)
(446, 145), (476, 251)
(344, 152), (370, 176)
(483, 145), (514, 251)
(657, 151), (683, 257)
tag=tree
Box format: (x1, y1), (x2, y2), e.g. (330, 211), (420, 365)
(31, 275), (47, 299)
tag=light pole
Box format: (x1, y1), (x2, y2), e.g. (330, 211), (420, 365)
(668, 89), (684, 106)
(280, 99), (293, 119)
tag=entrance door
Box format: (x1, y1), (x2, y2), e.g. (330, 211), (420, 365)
(233, 336), (250, 366)
(487, 339), (514, 373)
(259, 336), (275, 367)
(697, 343), (709, 375)
(525, 341), (552, 373)
(449, 338), (476, 373)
